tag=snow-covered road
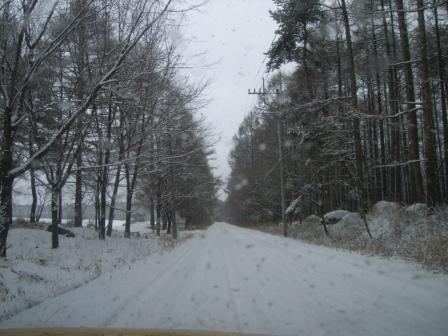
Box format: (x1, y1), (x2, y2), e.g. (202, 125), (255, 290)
(1, 223), (448, 336)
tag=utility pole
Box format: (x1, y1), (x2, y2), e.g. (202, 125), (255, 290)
(248, 78), (287, 237)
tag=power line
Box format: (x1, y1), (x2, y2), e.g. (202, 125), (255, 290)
(249, 33), (277, 91)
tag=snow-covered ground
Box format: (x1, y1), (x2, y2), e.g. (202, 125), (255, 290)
(30, 218), (139, 233)
(0, 226), (185, 322)
(288, 202), (448, 272)
(1, 223), (447, 336)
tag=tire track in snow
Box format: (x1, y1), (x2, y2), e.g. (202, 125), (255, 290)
(102, 241), (197, 327)
(1, 223), (447, 336)
(221, 234), (244, 332)
(216, 224), (448, 336)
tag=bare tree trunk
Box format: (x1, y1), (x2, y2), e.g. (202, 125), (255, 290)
(0, 175), (14, 258)
(150, 197), (155, 231)
(370, 6), (384, 201)
(0, 3), (23, 258)
(156, 192), (161, 236)
(95, 178), (100, 232)
(434, 92), (445, 197)
(58, 189), (62, 225)
(51, 186), (59, 249)
(73, 0), (88, 228)
(74, 154), (83, 227)
(416, 0), (441, 205)
(395, 0), (424, 203)
(107, 124), (124, 236)
(29, 168), (37, 223)
(335, 27), (343, 115)
(99, 171), (107, 240)
(166, 210), (171, 234)
(340, 0), (368, 212)
(99, 119), (112, 239)
(162, 206), (167, 230)
(124, 188), (132, 238)
(171, 208), (177, 240)
(124, 159), (140, 238)
(168, 135), (177, 239)
(107, 165), (120, 237)
(434, 0), (448, 201)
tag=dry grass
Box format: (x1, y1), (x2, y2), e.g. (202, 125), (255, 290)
(405, 233), (448, 272)
(158, 232), (194, 250)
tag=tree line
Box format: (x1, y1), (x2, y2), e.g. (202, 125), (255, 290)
(0, 0), (218, 258)
(226, 0), (447, 230)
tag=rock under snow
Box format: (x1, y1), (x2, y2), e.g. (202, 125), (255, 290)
(368, 201), (403, 238)
(322, 210), (351, 225)
(45, 225), (75, 238)
(327, 213), (364, 240)
(286, 198), (303, 215)
(372, 201), (401, 215)
(405, 203), (429, 216)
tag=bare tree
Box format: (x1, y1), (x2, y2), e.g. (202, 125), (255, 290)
(0, 0), (175, 257)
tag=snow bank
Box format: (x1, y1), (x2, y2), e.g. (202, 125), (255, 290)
(0, 227), (182, 322)
(291, 201), (448, 271)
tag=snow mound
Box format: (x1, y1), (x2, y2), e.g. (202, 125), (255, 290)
(372, 201), (401, 215)
(405, 203), (429, 216)
(323, 210), (351, 224)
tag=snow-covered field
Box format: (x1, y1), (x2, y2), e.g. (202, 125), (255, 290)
(29, 218), (138, 233)
(1, 223), (447, 336)
(17, 217), (160, 236)
(0, 225), (186, 322)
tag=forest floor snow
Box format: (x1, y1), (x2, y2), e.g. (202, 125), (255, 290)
(0, 225), (188, 322)
(1, 223), (447, 336)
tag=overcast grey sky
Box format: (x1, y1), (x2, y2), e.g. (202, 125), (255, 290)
(181, 0), (277, 196)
